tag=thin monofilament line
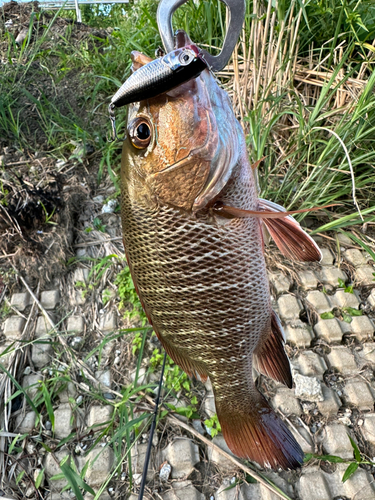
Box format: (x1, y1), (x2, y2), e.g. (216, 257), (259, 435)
(137, 351), (167, 500)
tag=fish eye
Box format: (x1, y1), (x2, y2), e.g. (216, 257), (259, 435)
(128, 118), (152, 149)
(179, 50), (194, 66)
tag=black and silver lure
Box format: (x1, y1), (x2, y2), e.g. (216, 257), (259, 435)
(108, 44), (207, 140)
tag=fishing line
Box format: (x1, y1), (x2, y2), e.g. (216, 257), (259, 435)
(137, 350), (167, 500)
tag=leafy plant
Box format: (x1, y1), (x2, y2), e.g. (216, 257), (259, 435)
(115, 266), (147, 325)
(204, 413), (222, 438)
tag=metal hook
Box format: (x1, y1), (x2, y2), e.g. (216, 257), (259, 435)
(157, 0), (245, 72)
(107, 104), (127, 142)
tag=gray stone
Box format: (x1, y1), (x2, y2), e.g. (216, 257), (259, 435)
(299, 270), (318, 290)
(163, 481), (205, 500)
(361, 413), (375, 448)
(58, 382), (77, 403)
(45, 450), (70, 492)
(207, 435), (236, 473)
(54, 404), (73, 439)
(87, 405), (113, 427)
(31, 340), (53, 368)
(356, 265), (375, 285)
(344, 249), (367, 267)
(131, 442), (156, 481)
(66, 315), (84, 334)
(204, 394), (216, 417)
(268, 273), (291, 295)
(320, 248), (334, 266)
(368, 288), (375, 307)
(73, 267), (89, 284)
(22, 373), (42, 400)
(329, 289), (360, 309)
(350, 315), (374, 341)
(316, 384), (341, 416)
(40, 290), (60, 310)
(14, 411), (36, 433)
(10, 292), (30, 311)
(322, 424), (356, 459)
(314, 319), (343, 343)
(272, 387), (301, 415)
(284, 320), (314, 347)
(95, 370), (111, 388)
(294, 373), (324, 402)
(305, 290), (331, 314)
(319, 267), (348, 287)
(289, 424), (314, 454)
(162, 438), (200, 479)
(336, 463), (375, 500)
(277, 294), (303, 321)
(292, 350), (327, 379)
(4, 316), (25, 340)
(130, 366), (148, 386)
(337, 233), (352, 246)
(326, 346), (357, 375)
(86, 446), (114, 487)
(343, 378), (374, 410)
(358, 343), (375, 365)
(99, 311), (117, 332)
(298, 467), (333, 500)
(85, 493), (112, 500)
(35, 316), (52, 338)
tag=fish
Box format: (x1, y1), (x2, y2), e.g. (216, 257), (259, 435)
(120, 31), (322, 470)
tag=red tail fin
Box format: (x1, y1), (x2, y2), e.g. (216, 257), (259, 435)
(216, 393), (303, 470)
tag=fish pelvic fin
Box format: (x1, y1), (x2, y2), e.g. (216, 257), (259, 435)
(253, 310), (292, 388)
(159, 338), (208, 383)
(216, 391), (304, 470)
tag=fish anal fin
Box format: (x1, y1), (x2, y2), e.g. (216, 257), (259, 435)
(216, 392), (303, 469)
(253, 311), (292, 388)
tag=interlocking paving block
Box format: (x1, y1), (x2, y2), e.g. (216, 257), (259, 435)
(73, 267), (90, 284)
(58, 381), (77, 403)
(268, 273), (291, 295)
(66, 315), (84, 334)
(207, 435), (236, 473)
(99, 311), (117, 332)
(45, 450), (70, 492)
(342, 377), (374, 410)
(329, 289), (360, 309)
(344, 248), (367, 267)
(4, 316), (25, 340)
(54, 404), (73, 439)
(337, 233), (352, 246)
(204, 393), (216, 417)
(85, 493), (112, 500)
(162, 438), (200, 479)
(1, 342), (14, 369)
(322, 424), (356, 459)
(259, 471), (295, 500)
(10, 292), (30, 311)
(130, 442), (156, 482)
(14, 411), (36, 433)
(294, 373), (324, 402)
(350, 315), (374, 341)
(277, 294), (303, 321)
(32, 340), (53, 368)
(240, 483), (262, 500)
(292, 350), (327, 379)
(358, 342), (375, 365)
(289, 424), (314, 454)
(86, 446), (115, 487)
(314, 319), (343, 343)
(316, 383), (342, 416)
(326, 346), (357, 375)
(361, 413), (375, 446)
(368, 288), (375, 308)
(87, 405), (113, 427)
(95, 370), (111, 388)
(299, 270), (318, 290)
(22, 372), (42, 400)
(305, 290), (331, 315)
(272, 387), (302, 415)
(335, 463), (375, 500)
(46, 492), (71, 499)
(35, 315), (52, 338)
(284, 320), (314, 347)
(319, 266), (348, 287)
(320, 248), (334, 266)
(163, 480), (205, 500)
(40, 290), (60, 310)
(356, 265), (375, 285)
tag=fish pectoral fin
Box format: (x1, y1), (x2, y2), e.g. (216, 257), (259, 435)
(253, 311), (292, 388)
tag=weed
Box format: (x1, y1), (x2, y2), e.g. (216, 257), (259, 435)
(204, 413), (222, 438)
(115, 266), (147, 325)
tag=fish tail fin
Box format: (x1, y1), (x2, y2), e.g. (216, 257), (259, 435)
(216, 392), (303, 470)
(253, 310), (292, 388)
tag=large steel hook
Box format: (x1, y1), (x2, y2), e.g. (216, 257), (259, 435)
(157, 0), (245, 72)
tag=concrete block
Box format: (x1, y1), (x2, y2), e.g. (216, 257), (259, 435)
(162, 438), (200, 479)
(58, 382), (77, 403)
(337, 233), (352, 246)
(343, 378), (374, 410)
(87, 405), (113, 427)
(163, 481), (205, 500)
(350, 315), (374, 341)
(316, 384), (342, 416)
(73, 267), (89, 284)
(314, 319), (343, 343)
(85, 493), (112, 500)
(40, 290), (60, 310)
(240, 483), (262, 500)
(272, 387), (301, 415)
(299, 270), (318, 290)
(99, 311), (117, 332)
(356, 265), (375, 285)
(45, 450), (70, 491)
(207, 435), (236, 473)
(14, 411), (36, 433)
(277, 294), (303, 321)
(131, 442), (156, 481)
(368, 288), (375, 307)
(35, 315), (52, 338)
(294, 373), (323, 402)
(320, 248), (334, 266)
(95, 370), (111, 388)
(337, 463), (375, 500)
(284, 320), (314, 347)
(4, 316), (25, 340)
(86, 446), (114, 487)
(292, 350), (327, 379)
(268, 273), (291, 295)
(305, 290), (331, 314)
(326, 346), (357, 375)
(204, 394), (216, 417)
(289, 424), (314, 454)
(319, 267), (348, 287)
(31, 340), (53, 368)
(66, 315), (84, 334)
(10, 292), (30, 311)
(344, 249), (367, 267)
(322, 424), (356, 459)
(329, 289), (360, 309)
(358, 343), (375, 365)
(54, 404), (73, 439)
(22, 373), (42, 400)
